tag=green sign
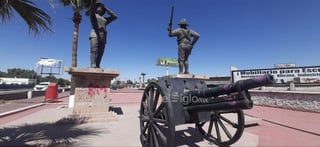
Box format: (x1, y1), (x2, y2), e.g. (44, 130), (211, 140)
(156, 58), (178, 67)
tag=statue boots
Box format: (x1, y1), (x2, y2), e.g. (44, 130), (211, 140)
(179, 61), (184, 74)
(91, 51), (97, 68)
(184, 61), (189, 74)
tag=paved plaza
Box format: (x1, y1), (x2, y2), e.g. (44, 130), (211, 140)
(0, 89), (319, 146)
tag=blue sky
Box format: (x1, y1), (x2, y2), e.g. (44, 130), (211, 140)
(1, 0), (320, 81)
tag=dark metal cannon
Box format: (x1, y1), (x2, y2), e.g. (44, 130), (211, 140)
(139, 74), (274, 147)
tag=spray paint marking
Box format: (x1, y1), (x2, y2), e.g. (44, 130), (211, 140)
(88, 84), (108, 98)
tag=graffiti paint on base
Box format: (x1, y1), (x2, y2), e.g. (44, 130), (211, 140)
(88, 83), (108, 98)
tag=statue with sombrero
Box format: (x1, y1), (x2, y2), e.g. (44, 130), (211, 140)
(168, 18), (200, 74)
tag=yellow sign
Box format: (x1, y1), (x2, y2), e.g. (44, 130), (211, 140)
(156, 58), (178, 67)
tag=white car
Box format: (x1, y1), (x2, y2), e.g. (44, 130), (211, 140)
(33, 82), (50, 91)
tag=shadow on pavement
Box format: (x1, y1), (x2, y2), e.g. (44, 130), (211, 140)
(0, 117), (102, 146)
(109, 106), (124, 115)
(175, 127), (207, 147)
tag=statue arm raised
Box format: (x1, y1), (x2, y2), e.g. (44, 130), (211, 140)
(89, 0), (98, 30)
(105, 7), (118, 25)
(168, 28), (178, 37)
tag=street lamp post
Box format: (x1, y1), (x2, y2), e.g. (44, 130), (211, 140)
(141, 73), (146, 88)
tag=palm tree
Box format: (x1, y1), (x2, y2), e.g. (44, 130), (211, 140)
(60, 0), (91, 67)
(0, 0), (52, 36)
(60, 0), (91, 95)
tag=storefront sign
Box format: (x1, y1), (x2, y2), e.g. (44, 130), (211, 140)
(232, 66), (320, 84)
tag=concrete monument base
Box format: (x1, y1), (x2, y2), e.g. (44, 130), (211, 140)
(65, 67), (120, 122)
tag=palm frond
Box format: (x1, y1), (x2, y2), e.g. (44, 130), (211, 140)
(0, 0), (52, 36)
(60, 0), (71, 6)
(0, 0), (13, 22)
(60, 0), (92, 16)
(60, 0), (91, 9)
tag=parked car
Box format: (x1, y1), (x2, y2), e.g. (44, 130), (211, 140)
(111, 80), (126, 90)
(33, 82), (50, 91)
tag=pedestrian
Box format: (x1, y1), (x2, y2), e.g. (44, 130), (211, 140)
(168, 18), (200, 74)
(89, 0), (117, 68)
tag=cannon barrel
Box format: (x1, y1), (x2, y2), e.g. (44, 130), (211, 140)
(185, 74), (274, 98)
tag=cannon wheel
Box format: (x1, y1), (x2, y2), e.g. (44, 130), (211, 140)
(196, 110), (245, 146)
(139, 82), (175, 147)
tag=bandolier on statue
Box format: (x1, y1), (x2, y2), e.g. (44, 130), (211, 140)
(168, 18), (200, 74)
(89, 0), (117, 68)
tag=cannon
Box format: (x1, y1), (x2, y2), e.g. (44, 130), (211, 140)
(139, 74), (274, 147)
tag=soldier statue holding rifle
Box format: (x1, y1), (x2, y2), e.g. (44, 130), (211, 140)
(168, 7), (200, 74)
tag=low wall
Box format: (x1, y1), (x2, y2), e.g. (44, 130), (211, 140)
(0, 88), (70, 100)
(0, 91), (30, 100)
(250, 90), (320, 113)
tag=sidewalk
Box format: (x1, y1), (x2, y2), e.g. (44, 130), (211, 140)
(0, 91), (70, 114)
(0, 94), (69, 125)
(0, 104), (258, 147)
(0, 90), (259, 147)
(0, 89), (319, 146)
(244, 106), (320, 146)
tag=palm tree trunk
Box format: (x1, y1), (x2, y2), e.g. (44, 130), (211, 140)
(71, 11), (81, 67)
(70, 11), (81, 95)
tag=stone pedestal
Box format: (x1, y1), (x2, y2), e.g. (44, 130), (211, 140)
(65, 67), (120, 122)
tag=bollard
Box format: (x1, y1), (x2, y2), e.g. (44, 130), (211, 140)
(27, 91), (32, 99)
(68, 95), (75, 108)
(289, 82), (295, 91)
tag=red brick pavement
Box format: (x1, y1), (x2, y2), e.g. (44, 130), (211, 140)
(0, 95), (69, 125)
(0, 92), (70, 114)
(244, 106), (320, 146)
(109, 92), (143, 105)
(1, 88), (320, 147)
(0, 89), (142, 125)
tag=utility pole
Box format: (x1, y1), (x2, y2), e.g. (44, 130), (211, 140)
(141, 73), (146, 88)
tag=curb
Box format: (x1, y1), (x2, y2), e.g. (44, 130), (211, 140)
(0, 95), (69, 118)
(0, 103), (45, 118)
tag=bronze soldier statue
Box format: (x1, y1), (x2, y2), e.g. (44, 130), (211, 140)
(168, 18), (200, 74)
(89, 0), (117, 68)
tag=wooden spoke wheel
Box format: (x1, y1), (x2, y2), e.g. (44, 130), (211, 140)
(139, 82), (175, 147)
(196, 110), (245, 146)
